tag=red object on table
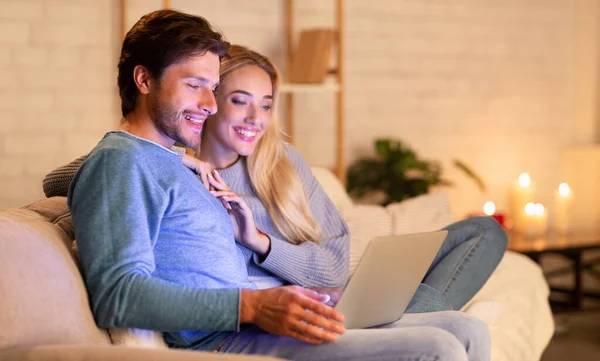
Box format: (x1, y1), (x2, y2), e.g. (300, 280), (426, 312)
(489, 214), (506, 228)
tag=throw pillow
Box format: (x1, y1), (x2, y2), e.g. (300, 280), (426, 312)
(386, 191), (456, 235)
(341, 205), (393, 274)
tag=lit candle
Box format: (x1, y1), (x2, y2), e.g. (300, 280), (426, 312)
(554, 183), (573, 234)
(483, 202), (496, 216)
(511, 173), (536, 232)
(483, 201), (506, 228)
(523, 202), (548, 237)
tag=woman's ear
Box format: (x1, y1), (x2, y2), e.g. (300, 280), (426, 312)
(133, 65), (152, 95)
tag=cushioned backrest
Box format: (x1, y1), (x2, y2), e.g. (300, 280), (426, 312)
(0, 198), (110, 349)
(310, 166), (354, 212)
(340, 205), (393, 274)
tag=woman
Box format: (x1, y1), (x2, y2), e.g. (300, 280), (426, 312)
(44, 45), (499, 360)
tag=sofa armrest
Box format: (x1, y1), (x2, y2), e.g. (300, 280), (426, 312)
(0, 345), (283, 361)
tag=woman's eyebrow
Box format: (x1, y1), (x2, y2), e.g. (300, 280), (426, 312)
(229, 90), (273, 100)
(230, 90), (252, 96)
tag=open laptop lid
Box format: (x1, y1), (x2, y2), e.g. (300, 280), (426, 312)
(335, 230), (448, 329)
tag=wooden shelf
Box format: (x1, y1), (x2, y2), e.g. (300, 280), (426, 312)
(284, 0), (345, 182)
(279, 82), (340, 94)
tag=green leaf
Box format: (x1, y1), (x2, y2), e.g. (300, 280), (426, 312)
(375, 139), (392, 161)
(346, 159), (386, 197)
(453, 159), (487, 192)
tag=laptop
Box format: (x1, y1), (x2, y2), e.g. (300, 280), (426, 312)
(334, 230), (448, 329)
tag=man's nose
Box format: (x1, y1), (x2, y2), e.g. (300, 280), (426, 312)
(198, 88), (217, 115)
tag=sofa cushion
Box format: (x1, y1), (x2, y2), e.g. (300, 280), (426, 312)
(463, 251), (554, 361)
(340, 205), (393, 274)
(386, 191), (456, 234)
(0, 344), (284, 361)
(0, 198), (110, 349)
(310, 166), (353, 212)
(23, 196), (75, 241)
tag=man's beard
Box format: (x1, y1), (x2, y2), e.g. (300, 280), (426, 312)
(148, 93), (200, 149)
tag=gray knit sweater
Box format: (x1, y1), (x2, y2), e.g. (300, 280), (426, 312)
(43, 145), (350, 289)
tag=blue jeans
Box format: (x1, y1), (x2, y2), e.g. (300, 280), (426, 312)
(406, 216), (508, 313)
(219, 311), (490, 361)
(217, 217), (501, 360)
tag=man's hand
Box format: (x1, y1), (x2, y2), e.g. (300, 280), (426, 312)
(240, 286), (346, 344)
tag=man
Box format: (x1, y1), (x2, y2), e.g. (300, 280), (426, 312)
(69, 9), (488, 361)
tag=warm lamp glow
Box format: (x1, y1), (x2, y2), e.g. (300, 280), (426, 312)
(558, 183), (570, 197)
(483, 202), (496, 216)
(518, 173), (531, 187)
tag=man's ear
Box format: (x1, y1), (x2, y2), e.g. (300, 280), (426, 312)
(133, 65), (152, 95)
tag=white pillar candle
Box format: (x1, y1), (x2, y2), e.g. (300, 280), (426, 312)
(554, 183), (573, 234)
(523, 202), (548, 238)
(511, 173), (536, 233)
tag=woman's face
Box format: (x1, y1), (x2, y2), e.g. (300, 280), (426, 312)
(204, 64), (273, 158)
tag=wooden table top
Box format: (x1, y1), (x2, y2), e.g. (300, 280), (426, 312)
(507, 231), (600, 254)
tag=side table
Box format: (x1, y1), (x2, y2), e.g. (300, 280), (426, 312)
(507, 231), (600, 311)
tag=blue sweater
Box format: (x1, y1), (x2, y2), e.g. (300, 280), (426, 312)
(67, 131), (255, 350)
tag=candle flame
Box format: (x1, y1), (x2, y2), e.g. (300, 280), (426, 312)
(518, 173), (531, 187)
(559, 183), (570, 197)
(483, 202), (496, 216)
(525, 202), (536, 216)
(534, 203), (545, 216)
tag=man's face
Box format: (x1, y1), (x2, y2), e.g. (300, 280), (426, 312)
(148, 52), (220, 148)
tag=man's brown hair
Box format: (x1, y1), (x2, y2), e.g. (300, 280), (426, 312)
(117, 10), (230, 116)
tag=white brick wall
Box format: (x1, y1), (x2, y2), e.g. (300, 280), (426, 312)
(0, 0), (579, 222)
(0, 22), (31, 44)
(339, 0), (576, 219)
(0, 0), (118, 208)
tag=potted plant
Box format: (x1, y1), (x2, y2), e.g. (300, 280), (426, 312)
(346, 139), (486, 206)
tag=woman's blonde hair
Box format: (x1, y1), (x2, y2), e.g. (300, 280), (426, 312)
(204, 45), (321, 245)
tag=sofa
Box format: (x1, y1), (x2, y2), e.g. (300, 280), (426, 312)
(0, 166), (554, 361)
